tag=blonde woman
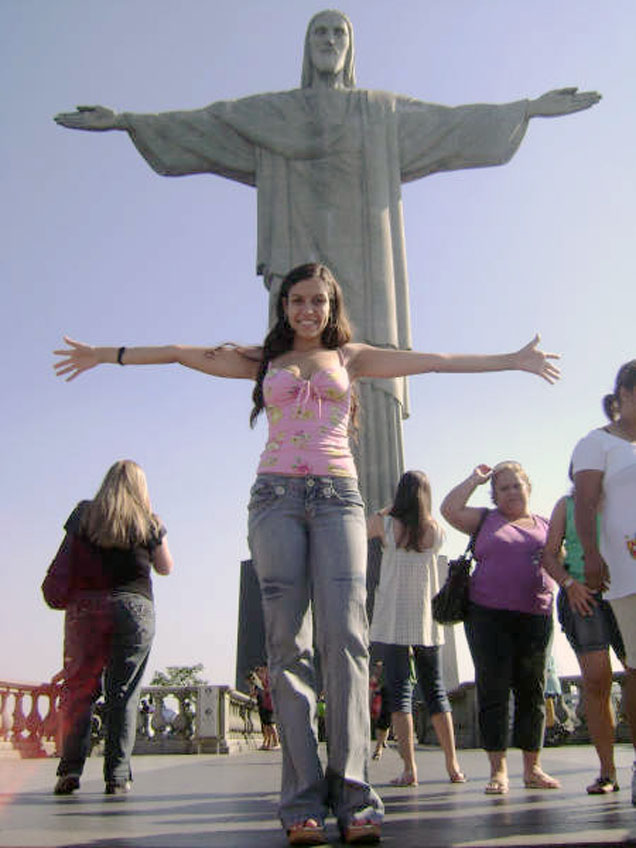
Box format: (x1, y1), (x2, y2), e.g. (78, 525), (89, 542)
(52, 460), (173, 797)
(441, 462), (559, 795)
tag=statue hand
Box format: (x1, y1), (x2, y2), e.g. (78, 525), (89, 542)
(528, 88), (601, 117)
(53, 105), (121, 131)
(512, 334), (561, 383)
(53, 336), (99, 381)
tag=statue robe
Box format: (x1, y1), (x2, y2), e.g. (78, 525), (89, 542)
(123, 88), (529, 510)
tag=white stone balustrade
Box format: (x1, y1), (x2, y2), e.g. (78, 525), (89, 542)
(0, 680), (261, 758)
(0, 680), (60, 758)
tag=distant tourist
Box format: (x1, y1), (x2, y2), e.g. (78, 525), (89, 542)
(571, 360), (636, 803)
(369, 471), (465, 786)
(48, 460), (173, 796)
(369, 661), (390, 761)
(542, 472), (625, 793)
(442, 462), (559, 795)
(249, 666), (280, 750)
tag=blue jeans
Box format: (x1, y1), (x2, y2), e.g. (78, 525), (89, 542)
(248, 474), (383, 830)
(464, 603), (552, 752)
(376, 643), (451, 715)
(57, 592), (154, 783)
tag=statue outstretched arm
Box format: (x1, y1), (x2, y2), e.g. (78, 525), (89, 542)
(54, 105), (127, 131)
(527, 87), (601, 118)
(54, 101), (257, 182)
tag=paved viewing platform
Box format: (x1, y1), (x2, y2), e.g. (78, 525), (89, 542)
(2, 744), (636, 848)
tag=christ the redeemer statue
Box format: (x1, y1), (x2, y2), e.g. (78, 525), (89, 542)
(55, 9), (600, 512)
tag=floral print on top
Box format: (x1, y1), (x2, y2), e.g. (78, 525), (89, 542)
(256, 357), (357, 478)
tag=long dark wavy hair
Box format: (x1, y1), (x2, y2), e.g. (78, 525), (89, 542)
(249, 263), (354, 428)
(388, 470), (434, 552)
(603, 359), (636, 421)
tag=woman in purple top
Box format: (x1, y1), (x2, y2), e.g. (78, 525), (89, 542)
(441, 461), (559, 796)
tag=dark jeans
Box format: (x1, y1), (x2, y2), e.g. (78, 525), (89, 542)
(464, 603), (552, 752)
(57, 591), (154, 783)
(375, 643), (451, 715)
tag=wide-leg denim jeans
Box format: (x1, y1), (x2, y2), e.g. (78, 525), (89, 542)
(248, 474), (384, 830)
(57, 591), (154, 783)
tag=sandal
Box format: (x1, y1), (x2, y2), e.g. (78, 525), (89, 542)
(287, 819), (327, 846)
(341, 821), (381, 844)
(524, 770), (561, 790)
(341, 809), (382, 844)
(484, 778), (509, 795)
(586, 776), (620, 795)
(390, 772), (418, 787)
(449, 771), (466, 784)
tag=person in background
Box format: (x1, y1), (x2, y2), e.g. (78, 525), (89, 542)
(369, 470), (465, 787)
(542, 472), (625, 793)
(50, 460), (173, 796)
(571, 360), (636, 803)
(255, 665), (280, 750)
(369, 661), (390, 761)
(441, 462), (559, 795)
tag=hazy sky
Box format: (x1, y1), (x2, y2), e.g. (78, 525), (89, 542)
(2, 0), (634, 687)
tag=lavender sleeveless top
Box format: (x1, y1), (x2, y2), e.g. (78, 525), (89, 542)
(469, 509), (555, 615)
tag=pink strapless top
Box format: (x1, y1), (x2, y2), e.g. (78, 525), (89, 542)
(256, 355), (357, 478)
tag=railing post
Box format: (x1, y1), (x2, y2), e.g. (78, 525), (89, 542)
(195, 685), (223, 753)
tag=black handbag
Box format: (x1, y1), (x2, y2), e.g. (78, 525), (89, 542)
(432, 509), (488, 625)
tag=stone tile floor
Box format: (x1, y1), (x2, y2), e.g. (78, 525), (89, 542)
(2, 744), (636, 847)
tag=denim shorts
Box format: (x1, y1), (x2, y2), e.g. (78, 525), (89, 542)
(557, 588), (625, 658)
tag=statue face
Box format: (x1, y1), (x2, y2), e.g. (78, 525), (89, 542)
(309, 11), (350, 77)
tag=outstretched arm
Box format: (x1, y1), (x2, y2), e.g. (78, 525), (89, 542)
(52, 336), (260, 381)
(527, 88), (601, 118)
(346, 334), (560, 383)
(54, 105), (128, 131)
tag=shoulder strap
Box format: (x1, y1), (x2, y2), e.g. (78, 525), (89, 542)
(467, 508), (489, 556)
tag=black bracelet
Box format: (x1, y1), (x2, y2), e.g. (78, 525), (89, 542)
(117, 346), (126, 366)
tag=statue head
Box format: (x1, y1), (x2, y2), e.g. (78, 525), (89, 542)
(301, 10), (355, 89)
